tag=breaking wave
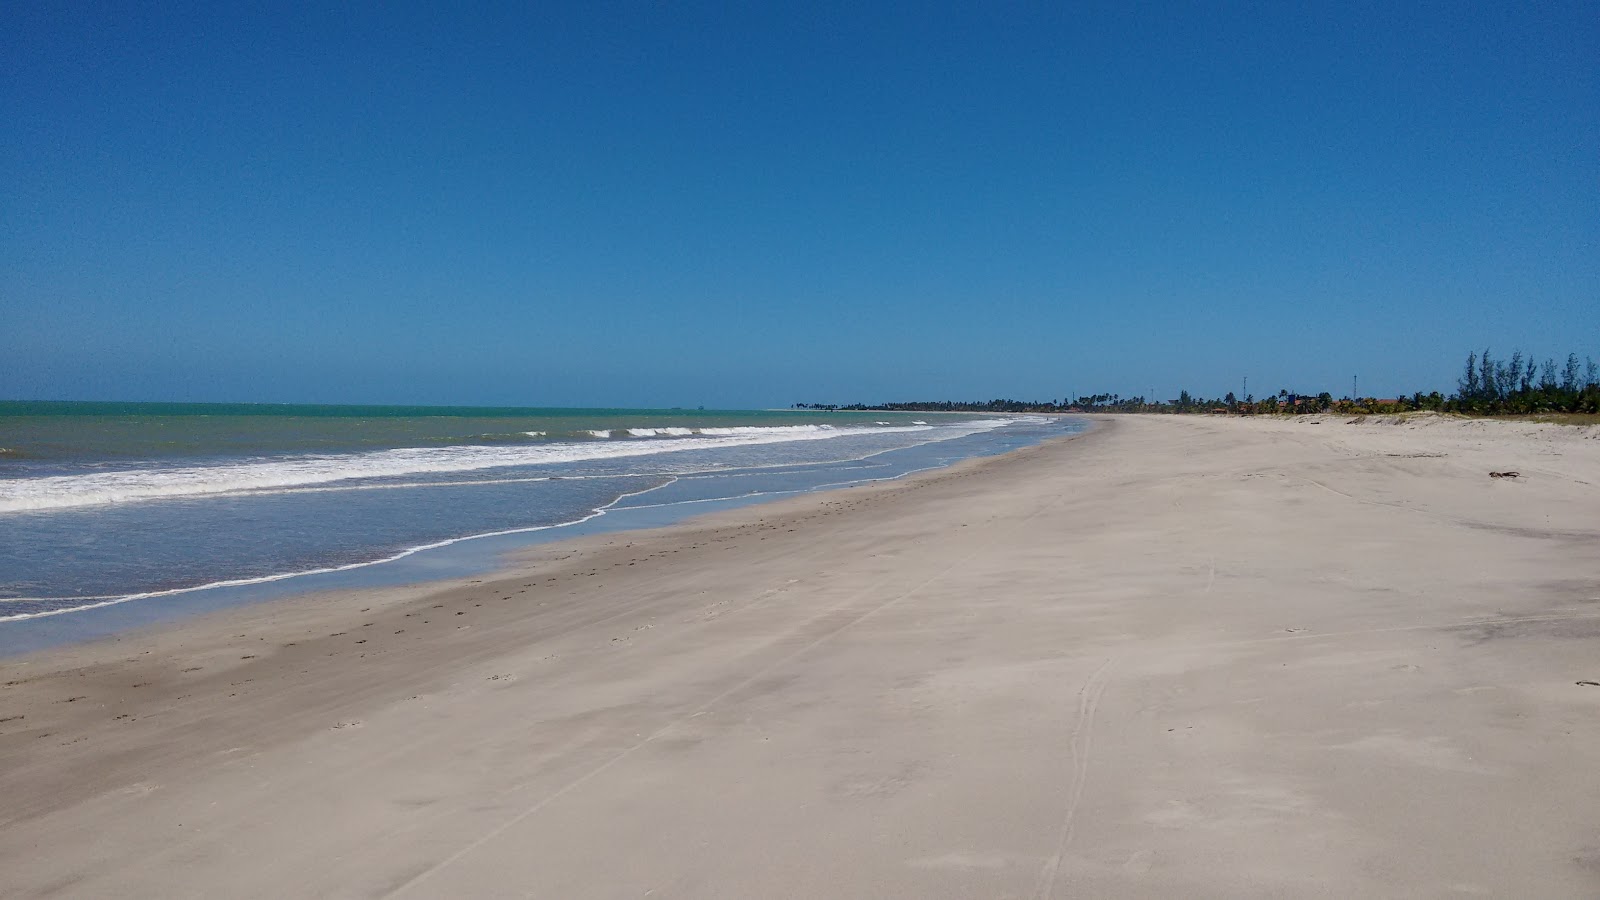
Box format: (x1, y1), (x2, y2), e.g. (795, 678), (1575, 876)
(0, 421), (1008, 513)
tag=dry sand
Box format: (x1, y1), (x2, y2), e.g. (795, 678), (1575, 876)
(3, 414), (1599, 898)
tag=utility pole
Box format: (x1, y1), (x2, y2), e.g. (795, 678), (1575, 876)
(1243, 375), (1248, 400)
(1353, 375), (1358, 401)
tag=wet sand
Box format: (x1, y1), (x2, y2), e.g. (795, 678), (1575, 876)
(3, 414), (1599, 898)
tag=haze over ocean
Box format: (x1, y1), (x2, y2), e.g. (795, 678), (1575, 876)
(4, 4), (1595, 407)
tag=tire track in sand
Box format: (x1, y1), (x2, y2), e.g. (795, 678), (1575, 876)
(385, 485), (1076, 898)
(1033, 657), (1115, 899)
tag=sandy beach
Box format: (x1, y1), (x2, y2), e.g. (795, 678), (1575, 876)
(3, 413), (1599, 898)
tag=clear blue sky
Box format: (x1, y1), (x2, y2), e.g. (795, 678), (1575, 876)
(4, 2), (1596, 407)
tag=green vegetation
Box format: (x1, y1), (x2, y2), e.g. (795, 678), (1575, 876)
(795, 349), (1600, 417)
(1449, 350), (1600, 414)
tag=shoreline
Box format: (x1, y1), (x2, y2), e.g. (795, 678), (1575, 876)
(5, 414), (1600, 896)
(0, 418), (1075, 652)
(0, 424), (1096, 665)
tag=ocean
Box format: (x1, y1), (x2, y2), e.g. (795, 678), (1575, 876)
(0, 403), (1080, 630)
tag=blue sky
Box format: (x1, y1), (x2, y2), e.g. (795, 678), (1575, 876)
(3, 2), (1596, 407)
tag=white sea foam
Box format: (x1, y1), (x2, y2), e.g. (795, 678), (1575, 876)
(586, 429), (612, 438)
(0, 420), (1009, 513)
(525, 431), (546, 437)
(0, 477), (679, 623)
(695, 424), (836, 436)
(626, 427), (695, 437)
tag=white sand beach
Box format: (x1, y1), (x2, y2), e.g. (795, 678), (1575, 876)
(3, 414), (1599, 898)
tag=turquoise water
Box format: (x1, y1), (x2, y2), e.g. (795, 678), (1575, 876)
(0, 403), (1080, 624)
(0, 402), (938, 461)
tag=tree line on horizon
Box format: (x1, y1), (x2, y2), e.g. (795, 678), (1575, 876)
(792, 349), (1600, 417)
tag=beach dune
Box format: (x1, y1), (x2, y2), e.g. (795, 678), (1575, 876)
(2, 414), (1599, 897)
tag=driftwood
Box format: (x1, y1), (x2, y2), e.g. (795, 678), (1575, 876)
(1489, 471), (1521, 479)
